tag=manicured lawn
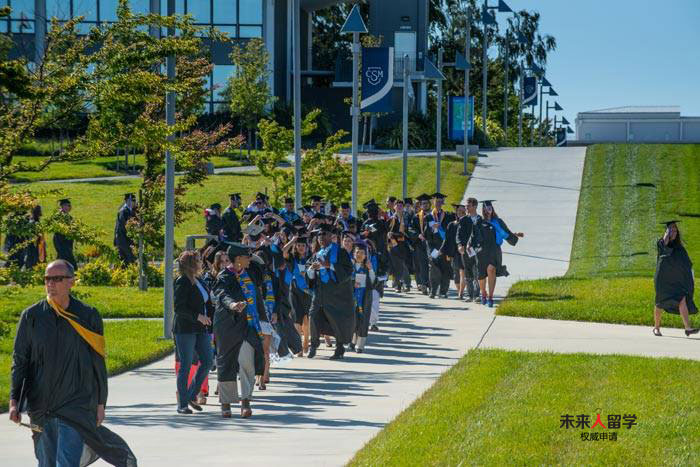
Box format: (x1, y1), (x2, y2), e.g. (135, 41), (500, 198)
(0, 285), (164, 320)
(24, 156), (472, 257)
(10, 153), (249, 182)
(498, 144), (700, 328)
(350, 349), (700, 466)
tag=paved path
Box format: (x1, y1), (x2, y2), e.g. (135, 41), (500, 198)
(4, 147), (699, 466)
(461, 146), (587, 297)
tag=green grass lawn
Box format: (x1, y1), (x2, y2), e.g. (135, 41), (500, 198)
(0, 287), (172, 412)
(498, 144), (700, 328)
(350, 348), (700, 466)
(0, 285), (164, 320)
(25, 155), (472, 257)
(10, 153), (250, 182)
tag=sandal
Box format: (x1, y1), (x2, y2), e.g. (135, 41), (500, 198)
(221, 403), (231, 418)
(652, 327), (662, 337)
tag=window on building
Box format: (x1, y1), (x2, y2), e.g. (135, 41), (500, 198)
(239, 0), (262, 24)
(212, 64), (235, 101)
(8, 0), (35, 32)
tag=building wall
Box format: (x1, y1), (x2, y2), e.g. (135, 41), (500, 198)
(683, 121), (700, 141)
(578, 121), (627, 142)
(629, 121), (679, 142)
(577, 116), (700, 143)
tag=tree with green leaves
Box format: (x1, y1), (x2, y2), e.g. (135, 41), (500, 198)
(82, 1), (241, 262)
(225, 38), (275, 156)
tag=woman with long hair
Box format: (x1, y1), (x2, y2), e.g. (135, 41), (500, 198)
(349, 242), (375, 353)
(284, 233), (312, 355)
(469, 201), (524, 307)
(653, 220), (698, 336)
(173, 250), (214, 414)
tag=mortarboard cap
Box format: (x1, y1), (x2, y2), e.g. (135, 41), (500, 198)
(124, 193), (136, 201)
(362, 199), (378, 208)
(480, 200), (496, 207)
(255, 192), (268, 201)
(404, 197), (413, 205)
(340, 202), (350, 209)
(660, 220), (680, 226)
(431, 192), (447, 199)
(395, 198), (404, 204)
(311, 223), (335, 235)
(310, 195), (323, 202)
(284, 197), (294, 204)
(451, 203), (465, 209)
(386, 196), (397, 203)
(59, 198), (71, 205)
(227, 242), (252, 259)
(210, 203), (222, 210)
(229, 193), (241, 200)
(416, 194), (431, 202)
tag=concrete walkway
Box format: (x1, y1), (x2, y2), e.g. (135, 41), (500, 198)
(3, 147), (698, 466)
(461, 146), (587, 297)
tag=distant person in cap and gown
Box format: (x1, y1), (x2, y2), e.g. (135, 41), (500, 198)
(205, 203), (224, 239)
(442, 203), (467, 299)
(457, 197), (482, 302)
(409, 194), (432, 295)
(279, 197), (301, 224)
(222, 193), (243, 243)
(114, 193), (137, 266)
(424, 192), (455, 298)
(53, 198), (78, 270)
(653, 220), (698, 336)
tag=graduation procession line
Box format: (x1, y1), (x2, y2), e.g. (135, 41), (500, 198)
(6, 146), (698, 466)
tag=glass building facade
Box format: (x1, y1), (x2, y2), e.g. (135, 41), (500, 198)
(3, 0), (264, 112)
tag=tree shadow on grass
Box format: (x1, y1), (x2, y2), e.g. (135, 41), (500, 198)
(505, 291), (575, 302)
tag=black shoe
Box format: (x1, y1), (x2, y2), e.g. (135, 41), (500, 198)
(329, 345), (345, 360)
(422, 289), (429, 296)
(210, 364), (217, 373)
(429, 294), (435, 299)
(439, 293), (448, 299)
(177, 407), (193, 415)
(370, 324), (379, 332)
(685, 328), (699, 336)
(348, 343), (356, 351)
(356, 348), (364, 354)
(188, 400), (203, 412)
(307, 346), (317, 358)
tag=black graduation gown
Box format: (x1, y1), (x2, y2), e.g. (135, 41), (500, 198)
(654, 238), (698, 314)
(361, 217), (390, 276)
(211, 269), (265, 382)
(205, 214), (224, 237)
(11, 298), (136, 466)
(441, 219), (462, 282)
(408, 211), (430, 287)
(113, 204), (136, 264)
(470, 217), (518, 279)
(425, 210), (454, 294)
(353, 265), (376, 338)
(387, 214), (411, 285)
(306, 243), (356, 344)
(286, 255), (312, 325)
(53, 212), (77, 269)
(457, 214), (482, 280)
(222, 207), (242, 242)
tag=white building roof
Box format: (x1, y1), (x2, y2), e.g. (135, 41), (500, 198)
(581, 106), (680, 114)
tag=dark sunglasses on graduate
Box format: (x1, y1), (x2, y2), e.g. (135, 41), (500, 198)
(44, 275), (73, 283)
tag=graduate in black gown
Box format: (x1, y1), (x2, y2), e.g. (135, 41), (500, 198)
(442, 203), (466, 299)
(424, 193), (455, 298)
(205, 203), (224, 239)
(469, 200), (524, 307)
(222, 193), (243, 242)
(653, 220), (699, 337)
(360, 199), (390, 289)
(53, 199), (78, 270)
(305, 223), (355, 360)
(387, 199), (411, 292)
(409, 194), (432, 295)
(348, 241), (376, 353)
(457, 197), (482, 302)
(113, 193), (137, 266)
(283, 230), (313, 354)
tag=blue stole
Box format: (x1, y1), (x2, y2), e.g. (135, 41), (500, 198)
(263, 274), (275, 321)
(353, 264), (368, 311)
(238, 270), (263, 337)
(489, 219), (508, 246)
(292, 258), (308, 291)
(317, 243), (339, 284)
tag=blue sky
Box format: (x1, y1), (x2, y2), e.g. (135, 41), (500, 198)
(491, 0), (700, 137)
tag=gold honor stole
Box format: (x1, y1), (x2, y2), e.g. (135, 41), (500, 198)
(47, 297), (106, 358)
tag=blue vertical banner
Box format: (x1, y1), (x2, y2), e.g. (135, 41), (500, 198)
(556, 128), (567, 146)
(523, 76), (538, 106)
(448, 96), (475, 142)
(360, 47), (394, 113)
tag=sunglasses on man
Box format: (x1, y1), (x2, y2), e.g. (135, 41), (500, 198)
(44, 275), (74, 283)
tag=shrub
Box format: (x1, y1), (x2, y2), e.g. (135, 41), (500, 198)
(473, 116), (506, 148)
(76, 259), (113, 286)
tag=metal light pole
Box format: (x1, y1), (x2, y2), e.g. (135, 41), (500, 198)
(481, 3), (489, 139)
(402, 54), (409, 200)
(462, 8), (471, 174)
(351, 30), (360, 215)
(340, 5), (367, 215)
(293, 0), (302, 211)
(163, 0), (176, 339)
(436, 48), (443, 193)
(502, 35), (509, 135)
(518, 64), (523, 146)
